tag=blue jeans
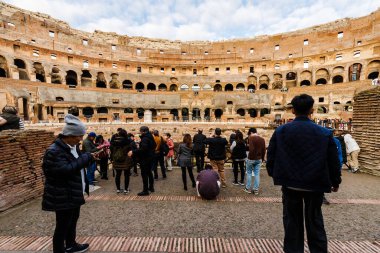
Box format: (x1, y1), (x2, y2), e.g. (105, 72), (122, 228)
(245, 159), (261, 190)
(86, 162), (96, 185)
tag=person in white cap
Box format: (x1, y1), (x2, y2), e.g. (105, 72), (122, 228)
(42, 114), (97, 253)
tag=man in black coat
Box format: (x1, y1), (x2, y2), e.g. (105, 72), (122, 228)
(128, 126), (156, 196)
(266, 94), (341, 253)
(204, 128), (228, 187)
(193, 129), (207, 172)
(42, 114), (96, 253)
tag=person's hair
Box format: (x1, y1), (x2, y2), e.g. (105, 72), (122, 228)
(204, 164), (212, 170)
(127, 133), (134, 138)
(248, 127), (257, 135)
(235, 131), (244, 143)
(119, 129), (128, 138)
(2, 105), (17, 115)
(95, 135), (104, 143)
(153, 130), (159, 136)
(183, 134), (192, 148)
(215, 128), (222, 136)
(117, 127), (123, 132)
(68, 106), (79, 116)
(166, 133), (171, 138)
(198, 129), (203, 134)
(291, 94), (314, 116)
(140, 126), (149, 133)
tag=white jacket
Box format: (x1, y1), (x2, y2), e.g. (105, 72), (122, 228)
(344, 134), (360, 153)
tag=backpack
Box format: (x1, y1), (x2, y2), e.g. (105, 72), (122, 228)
(113, 146), (127, 163)
(160, 137), (170, 156)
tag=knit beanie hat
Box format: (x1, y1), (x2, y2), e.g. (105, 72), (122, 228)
(61, 114), (86, 136)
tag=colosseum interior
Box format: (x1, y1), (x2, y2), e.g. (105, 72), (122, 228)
(0, 2), (379, 139)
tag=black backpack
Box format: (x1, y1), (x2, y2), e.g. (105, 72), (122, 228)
(112, 145), (127, 163)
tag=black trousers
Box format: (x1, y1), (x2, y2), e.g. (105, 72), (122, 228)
(233, 160), (245, 183)
(132, 157), (138, 174)
(141, 161), (154, 192)
(152, 153), (166, 178)
(194, 151), (205, 172)
(181, 166), (196, 188)
(115, 169), (130, 190)
(99, 158), (108, 178)
(282, 187), (328, 253)
(53, 207), (80, 253)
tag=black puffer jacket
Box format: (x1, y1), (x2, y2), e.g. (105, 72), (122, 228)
(42, 138), (92, 211)
(133, 132), (156, 165)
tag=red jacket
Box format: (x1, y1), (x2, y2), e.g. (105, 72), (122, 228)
(166, 138), (174, 157)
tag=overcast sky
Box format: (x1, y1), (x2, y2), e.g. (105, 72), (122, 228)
(4, 0), (380, 41)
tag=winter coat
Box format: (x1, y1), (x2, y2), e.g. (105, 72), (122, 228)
(344, 134), (360, 154)
(204, 136), (228, 161)
(266, 116), (341, 193)
(193, 133), (206, 153)
(177, 143), (193, 167)
(42, 138), (92, 211)
(231, 140), (247, 160)
(0, 113), (20, 131)
(133, 132), (156, 165)
(110, 135), (133, 170)
(82, 137), (98, 153)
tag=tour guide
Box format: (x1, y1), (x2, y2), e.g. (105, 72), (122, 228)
(42, 114), (96, 253)
(266, 94), (341, 253)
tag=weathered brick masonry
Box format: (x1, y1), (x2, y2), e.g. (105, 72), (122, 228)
(0, 130), (55, 211)
(352, 87), (380, 176)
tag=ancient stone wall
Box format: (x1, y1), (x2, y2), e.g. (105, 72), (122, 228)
(352, 87), (380, 176)
(0, 130), (55, 211)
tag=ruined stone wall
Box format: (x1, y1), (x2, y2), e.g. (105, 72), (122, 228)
(352, 87), (380, 176)
(0, 130), (55, 211)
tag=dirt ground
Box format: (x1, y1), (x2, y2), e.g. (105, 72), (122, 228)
(0, 166), (379, 241)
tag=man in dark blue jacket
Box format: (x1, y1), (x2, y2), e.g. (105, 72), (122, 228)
(267, 94), (341, 253)
(42, 114), (96, 253)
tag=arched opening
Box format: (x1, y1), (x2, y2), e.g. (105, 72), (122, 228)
(300, 80), (311, 86)
(56, 97), (64, 101)
(95, 72), (107, 88)
(368, 72), (379, 80)
(333, 101), (341, 104)
(286, 72), (296, 80)
(260, 108), (270, 116)
(18, 97), (29, 120)
(317, 106), (327, 114)
(332, 75), (343, 84)
(170, 109), (179, 120)
(158, 83), (167, 91)
(259, 75), (270, 89)
(236, 83), (245, 91)
(14, 59), (29, 80)
(214, 109), (223, 119)
(180, 84), (189, 91)
(203, 84), (212, 90)
(137, 108), (144, 119)
(109, 73), (120, 89)
(33, 62), (45, 82)
(51, 67), (62, 84)
(83, 107), (94, 118)
(182, 108), (189, 121)
(135, 82), (145, 91)
(150, 108), (157, 118)
(169, 84), (178, 91)
(192, 108), (201, 120)
(81, 70), (92, 86)
(0, 55), (8, 78)
(214, 84), (222, 91)
(225, 83), (233, 91)
(259, 84), (268, 90)
(247, 84), (256, 92)
(316, 78), (327, 85)
(122, 80), (133, 90)
(348, 63), (362, 81)
(124, 108), (133, 113)
(248, 108), (257, 118)
(147, 83), (156, 90)
(66, 70), (78, 86)
(192, 84), (200, 91)
(97, 107), (108, 114)
(204, 108), (211, 120)
(237, 108), (245, 116)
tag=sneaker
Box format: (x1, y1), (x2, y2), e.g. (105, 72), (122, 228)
(132, 173), (139, 177)
(352, 168), (359, 173)
(66, 243), (89, 253)
(149, 188), (155, 193)
(92, 180), (98, 183)
(232, 182), (239, 186)
(243, 188), (251, 194)
(252, 189), (259, 195)
(238, 181), (245, 186)
(123, 189), (130, 194)
(137, 191), (149, 196)
(222, 183), (227, 188)
(116, 190), (121, 194)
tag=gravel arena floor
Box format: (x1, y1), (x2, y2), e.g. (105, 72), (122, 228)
(0, 164), (379, 252)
